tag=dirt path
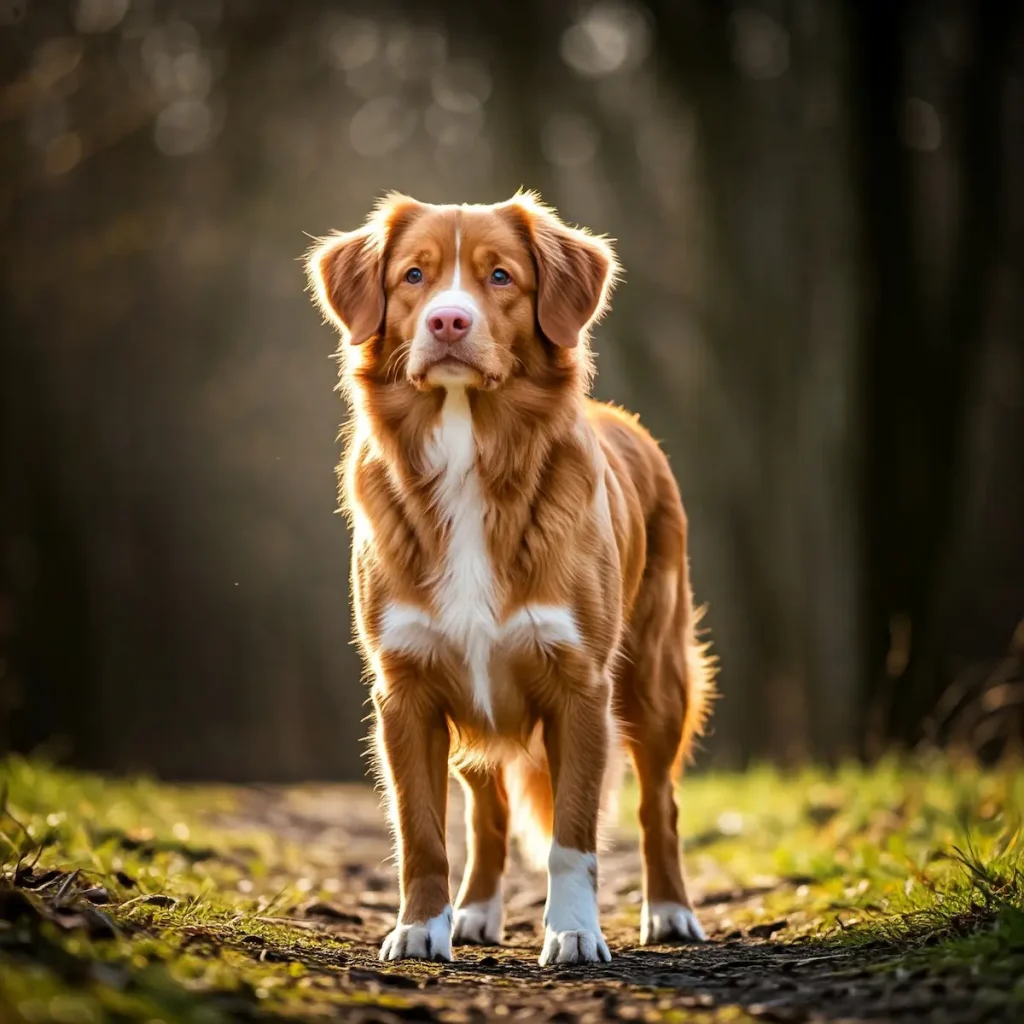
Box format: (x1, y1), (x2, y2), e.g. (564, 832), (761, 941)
(209, 785), (1009, 1024)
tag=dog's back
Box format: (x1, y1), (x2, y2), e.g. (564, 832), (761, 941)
(588, 399), (715, 757)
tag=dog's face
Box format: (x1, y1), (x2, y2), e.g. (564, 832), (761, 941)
(308, 193), (618, 392)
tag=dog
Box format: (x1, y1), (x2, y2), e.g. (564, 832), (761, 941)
(306, 192), (714, 966)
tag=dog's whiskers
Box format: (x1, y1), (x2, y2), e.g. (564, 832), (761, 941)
(382, 340), (413, 383)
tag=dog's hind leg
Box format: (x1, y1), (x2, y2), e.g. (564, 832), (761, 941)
(452, 764), (509, 945)
(616, 521), (713, 944)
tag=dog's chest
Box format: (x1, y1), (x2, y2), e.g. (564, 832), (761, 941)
(423, 392), (499, 719)
(376, 392), (581, 726)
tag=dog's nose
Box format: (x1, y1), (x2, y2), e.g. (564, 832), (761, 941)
(427, 306), (473, 344)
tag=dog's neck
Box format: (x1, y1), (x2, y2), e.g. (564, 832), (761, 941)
(348, 373), (588, 500)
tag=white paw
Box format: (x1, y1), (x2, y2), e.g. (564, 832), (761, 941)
(540, 926), (612, 965)
(379, 906), (453, 962)
(641, 901), (706, 944)
(453, 892), (504, 945)
(539, 844), (611, 966)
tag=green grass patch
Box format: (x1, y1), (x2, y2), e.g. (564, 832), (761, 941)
(647, 756), (1024, 972)
(1, 754), (1022, 1021)
(0, 758), (361, 1022)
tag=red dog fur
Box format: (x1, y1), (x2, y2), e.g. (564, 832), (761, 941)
(306, 193), (714, 965)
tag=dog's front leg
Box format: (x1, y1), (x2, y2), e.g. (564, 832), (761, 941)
(539, 672), (613, 965)
(373, 680), (453, 962)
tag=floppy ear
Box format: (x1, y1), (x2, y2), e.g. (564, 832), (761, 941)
(307, 227), (383, 345)
(502, 192), (620, 348)
(306, 194), (422, 345)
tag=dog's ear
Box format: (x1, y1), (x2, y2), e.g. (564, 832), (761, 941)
(306, 194), (422, 345)
(500, 191), (620, 348)
(307, 226), (381, 345)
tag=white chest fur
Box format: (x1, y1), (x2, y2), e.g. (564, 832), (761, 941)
(376, 390), (581, 724)
(423, 389), (497, 721)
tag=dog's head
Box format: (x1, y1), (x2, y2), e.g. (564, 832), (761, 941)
(307, 192), (619, 393)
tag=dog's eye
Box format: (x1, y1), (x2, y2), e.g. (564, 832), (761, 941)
(490, 268), (511, 286)
(405, 267), (423, 284)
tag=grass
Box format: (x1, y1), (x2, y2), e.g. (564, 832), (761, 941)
(620, 756), (1024, 946)
(1, 754), (1023, 1022)
(0, 760), (358, 1023)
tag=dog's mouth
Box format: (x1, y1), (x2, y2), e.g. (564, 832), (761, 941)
(410, 353), (500, 391)
(432, 354), (476, 371)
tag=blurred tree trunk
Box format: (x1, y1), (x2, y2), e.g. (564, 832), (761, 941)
(647, 0), (861, 765)
(848, 0), (1020, 754)
(0, 310), (98, 762)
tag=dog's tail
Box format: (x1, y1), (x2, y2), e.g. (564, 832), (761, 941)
(674, 594), (717, 777)
(504, 754), (554, 870)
